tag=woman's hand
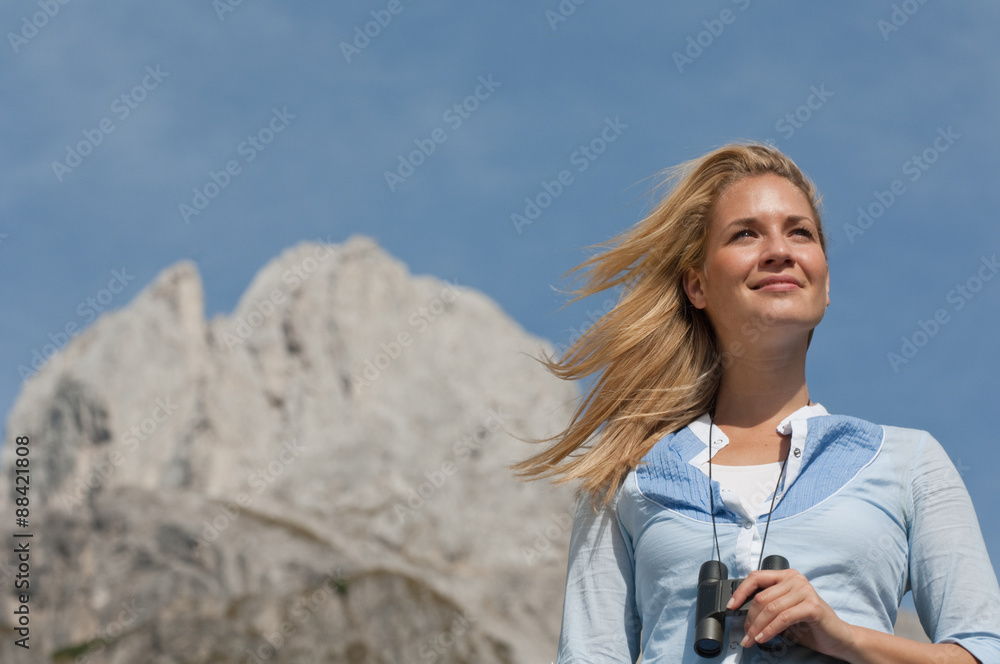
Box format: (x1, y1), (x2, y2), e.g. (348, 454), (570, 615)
(727, 568), (857, 659)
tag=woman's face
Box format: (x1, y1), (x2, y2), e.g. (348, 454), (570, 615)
(683, 173), (830, 351)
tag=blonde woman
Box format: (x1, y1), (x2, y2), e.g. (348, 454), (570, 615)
(515, 144), (1000, 663)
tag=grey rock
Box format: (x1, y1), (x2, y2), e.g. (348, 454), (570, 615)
(0, 236), (578, 663)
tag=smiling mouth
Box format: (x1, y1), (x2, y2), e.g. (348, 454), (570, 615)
(751, 281), (801, 290)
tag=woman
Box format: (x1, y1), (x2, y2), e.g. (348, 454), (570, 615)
(514, 143), (1000, 663)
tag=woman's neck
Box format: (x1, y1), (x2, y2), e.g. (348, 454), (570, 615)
(711, 349), (811, 429)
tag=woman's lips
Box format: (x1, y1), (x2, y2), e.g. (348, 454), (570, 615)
(753, 280), (801, 291)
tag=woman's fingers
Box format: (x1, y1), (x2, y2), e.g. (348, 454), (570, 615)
(739, 573), (813, 646)
(726, 569), (785, 610)
(738, 571), (855, 656)
(742, 586), (817, 646)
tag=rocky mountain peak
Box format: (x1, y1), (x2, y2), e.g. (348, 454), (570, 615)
(0, 236), (580, 662)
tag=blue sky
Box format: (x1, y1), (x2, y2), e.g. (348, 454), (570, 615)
(2, 2), (999, 570)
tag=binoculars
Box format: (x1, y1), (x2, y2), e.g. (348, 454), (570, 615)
(693, 555), (789, 658)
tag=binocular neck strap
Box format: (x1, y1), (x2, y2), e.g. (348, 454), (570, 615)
(707, 419), (791, 571)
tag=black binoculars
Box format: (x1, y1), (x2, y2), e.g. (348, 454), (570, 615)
(693, 555), (789, 658)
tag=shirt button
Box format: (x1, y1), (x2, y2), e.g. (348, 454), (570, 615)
(743, 521), (753, 529)
(793, 447), (802, 457)
(730, 640), (740, 650)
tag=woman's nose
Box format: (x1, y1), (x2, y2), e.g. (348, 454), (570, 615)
(760, 234), (794, 265)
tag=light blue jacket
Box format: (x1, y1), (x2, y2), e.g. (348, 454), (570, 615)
(555, 404), (1000, 663)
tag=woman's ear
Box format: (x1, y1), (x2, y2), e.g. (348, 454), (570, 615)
(682, 267), (707, 310)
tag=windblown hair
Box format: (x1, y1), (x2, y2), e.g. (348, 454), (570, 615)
(512, 142), (827, 509)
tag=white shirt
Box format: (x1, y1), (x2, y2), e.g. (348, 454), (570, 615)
(700, 460), (783, 518)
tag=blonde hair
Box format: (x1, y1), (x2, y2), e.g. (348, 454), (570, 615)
(512, 142), (827, 508)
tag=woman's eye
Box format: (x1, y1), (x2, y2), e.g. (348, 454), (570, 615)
(731, 229), (754, 240)
(793, 227), (815, 239)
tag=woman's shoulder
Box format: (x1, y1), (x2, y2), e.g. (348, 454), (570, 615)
(816, 413), (936, 451)
(812, 414), (955, 481)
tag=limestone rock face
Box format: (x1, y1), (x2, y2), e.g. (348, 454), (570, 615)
(0, 236), (580, 663)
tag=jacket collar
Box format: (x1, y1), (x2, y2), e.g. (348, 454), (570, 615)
(635, 406), (884, 523)
(686, 402), (831, 468)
